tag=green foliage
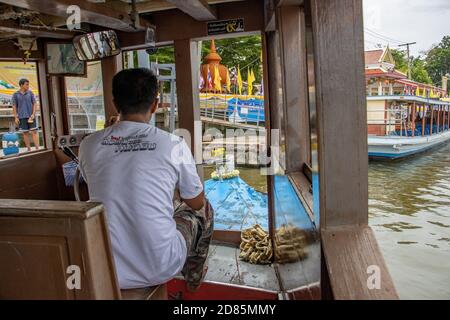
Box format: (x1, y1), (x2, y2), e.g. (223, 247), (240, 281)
(411, 58), (432, 84)
(149, 46), (175, 64)
(391, 49), (408, 73)
(391, 48), (432, 84)
(425, 36), (450, 86)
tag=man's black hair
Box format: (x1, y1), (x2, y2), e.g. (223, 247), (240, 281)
(19, 79), (29, 86)
(112, 68), (158, 115)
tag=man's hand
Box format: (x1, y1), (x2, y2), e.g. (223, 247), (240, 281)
(14, 116), (19, 126)
(28, 114), (35, 123)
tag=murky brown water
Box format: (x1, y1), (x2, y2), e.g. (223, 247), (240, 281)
(369, 143), (450, 300)
(205, 143), (450, 299)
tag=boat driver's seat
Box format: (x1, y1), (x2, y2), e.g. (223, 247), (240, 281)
(0, 199), (167, 300)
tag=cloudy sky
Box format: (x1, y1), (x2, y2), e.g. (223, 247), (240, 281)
(363, 0), (450, 56)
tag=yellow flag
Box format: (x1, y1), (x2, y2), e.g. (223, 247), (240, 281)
(247, 68), (255, 96)
(430, 88), (435, 98)
(214, 65), (222, 92)
(226, 69), (231, 93)
(421, 87), (427, 97)
(415, 86), (420, 97)
(237, 66), (243, 95)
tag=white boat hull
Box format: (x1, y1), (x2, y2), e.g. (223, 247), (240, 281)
(368, 130), (450, 159)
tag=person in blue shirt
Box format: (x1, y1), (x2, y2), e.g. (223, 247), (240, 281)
(12, 78), (40, 151)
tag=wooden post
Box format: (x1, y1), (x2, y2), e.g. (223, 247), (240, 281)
(310, 0), (398, 299)
(430, 105), (434, 135)
(277, 5), (310, 171)
(102, 54), (123, 125)
(437, 105), (441, 133)
(412, 103), (416, 137)
(448, 105), (450, 130)
(174, 39), (202, 166)
(422, 106), (426, 136)
(311, 0), (368, 227)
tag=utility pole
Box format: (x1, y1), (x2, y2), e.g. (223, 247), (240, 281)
(398, 42), (417, 80)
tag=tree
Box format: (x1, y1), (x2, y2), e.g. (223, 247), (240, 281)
(202, 36), (263, 83)
(391, 48), (432, 84)
(425, 36), (450, 86)
(411, 58), (432, 84)
(391, 49), (408, 73)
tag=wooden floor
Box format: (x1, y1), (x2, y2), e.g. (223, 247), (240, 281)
(205, 242), (280, 291)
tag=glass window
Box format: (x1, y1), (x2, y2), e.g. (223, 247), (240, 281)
(65, 61), (105, 134)
(0, 61), (45, 158)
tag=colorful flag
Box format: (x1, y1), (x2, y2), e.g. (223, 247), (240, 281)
(207, 68), (213, 89)
(214, 65), (222, 92)
(199, 69), (205, 90)
(430, 88), (435, 99)
(415, 86), (420, 97)
(247, 68), (255, 96)
(237, 66), (243, 95)
(226, 68), (231, 93)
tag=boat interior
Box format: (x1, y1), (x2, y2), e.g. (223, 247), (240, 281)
(0, 0), (399, 300)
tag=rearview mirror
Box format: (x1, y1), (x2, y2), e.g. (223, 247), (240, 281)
(73, 30), (121, 61)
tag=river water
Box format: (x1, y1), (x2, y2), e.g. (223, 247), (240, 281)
(369, 143), (450, 299)
(206, 142), (450, 299)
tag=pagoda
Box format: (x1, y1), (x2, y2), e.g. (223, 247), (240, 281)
(200, 39), (229, 93)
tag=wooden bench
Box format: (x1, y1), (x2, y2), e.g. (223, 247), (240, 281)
(0, 199), (167, 300)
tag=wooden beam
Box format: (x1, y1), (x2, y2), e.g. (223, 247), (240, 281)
(0, 0), (138, 32)
(118, 0), (263, 47)
(0, 20), (74, 39)
(277, 0), (304, 6)
(166, 0), (217, 21)
(311, 0), (368, 227)
(278, 5), (310, 172)
(322, 226), (398, 299)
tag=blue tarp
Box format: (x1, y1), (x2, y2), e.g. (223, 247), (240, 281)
(204, 177), (268, 231)
(226, 98), (265, 123)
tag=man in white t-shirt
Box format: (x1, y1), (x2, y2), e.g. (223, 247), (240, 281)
(79, 68), (213, 291)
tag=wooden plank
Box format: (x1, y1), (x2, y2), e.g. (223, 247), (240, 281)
(166, 0), (217, 21)
(322, 226), (398, 300)
(310, 0), (368, 227)
(0, 199), (104, 219)
(0, 151), (59, 200)
(0, 0), (137, 32)
(278, 6), (310, 171)
(0, 20), (75, 39)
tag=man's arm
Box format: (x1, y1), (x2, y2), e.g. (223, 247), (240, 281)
(176, 140), (205, 211)
(182, 191), (205, 211)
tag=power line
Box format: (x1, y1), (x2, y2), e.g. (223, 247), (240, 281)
(364, 27), (406, 44)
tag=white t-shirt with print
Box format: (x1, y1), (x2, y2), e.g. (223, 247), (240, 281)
(78, 120), (203, 289)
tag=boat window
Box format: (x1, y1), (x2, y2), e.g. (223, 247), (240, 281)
(0, 61), (46, 158)
(122, 46), (178, 132)
(196, 35), (269, 235)
(65, 61), (105, 134)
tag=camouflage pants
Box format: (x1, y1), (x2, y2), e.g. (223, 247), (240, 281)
(173, 199), (214, 292)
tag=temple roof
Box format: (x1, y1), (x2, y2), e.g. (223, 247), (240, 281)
(204, 39), (222, 63)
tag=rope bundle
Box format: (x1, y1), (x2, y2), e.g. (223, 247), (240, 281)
(239, 224), (273, 264)
(274, 224), (307, 264)
(239, 224), (308, 265)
